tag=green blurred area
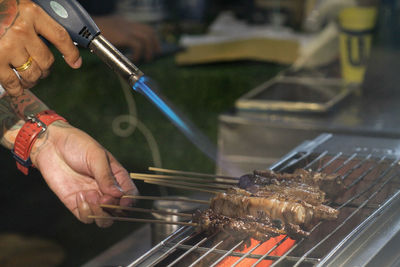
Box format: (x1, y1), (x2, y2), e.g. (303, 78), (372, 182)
(4, 49), (284, 266)
(35, 49), (283, 175)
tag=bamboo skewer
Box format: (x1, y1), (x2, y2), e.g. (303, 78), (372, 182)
(88, 215), (198, 227)
(100, 204), (193, 218)
(144, 180), (221, 194)
(149, 167), (238, 180)
(121, 195), (210, 205)
(130, 173), (238, 185)
(131, 176), (231, 190)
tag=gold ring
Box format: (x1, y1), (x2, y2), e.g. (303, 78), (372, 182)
(15, 56), (33, 72)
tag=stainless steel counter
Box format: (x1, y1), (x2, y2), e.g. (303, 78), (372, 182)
(218, 48), (400, 175)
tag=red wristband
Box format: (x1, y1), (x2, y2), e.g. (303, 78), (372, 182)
(12, 110), (67, 175)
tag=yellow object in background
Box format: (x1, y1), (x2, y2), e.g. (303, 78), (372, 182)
(176, 38), (299, 66)
(338, 7), (377, 84)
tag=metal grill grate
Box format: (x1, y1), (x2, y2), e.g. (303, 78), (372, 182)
(128, 134), (400, 267)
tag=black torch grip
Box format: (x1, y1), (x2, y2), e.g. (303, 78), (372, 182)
(32, 0), (100, 48)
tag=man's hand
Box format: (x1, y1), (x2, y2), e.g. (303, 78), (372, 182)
(0, 0), (82, 96)
(94, 15), (161, 62)
(29, 121), (138, 227)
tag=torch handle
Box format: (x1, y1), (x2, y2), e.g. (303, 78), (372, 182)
(32, 0), (100, 48)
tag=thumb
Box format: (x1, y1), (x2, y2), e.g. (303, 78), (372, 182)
(88, 147), (124, 197)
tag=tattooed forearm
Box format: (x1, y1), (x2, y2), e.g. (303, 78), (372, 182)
(0, 96), (22, 149)
(9, 89), (49, 118)
(0, 0), (19, 39)
(0, 89), (49, 149)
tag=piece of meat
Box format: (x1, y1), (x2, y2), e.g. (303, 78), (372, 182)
(240, 169), (345, 200)
(210, 187), (339, 230)
(249, 183), (326, 206)
(192, 209), (309, 243)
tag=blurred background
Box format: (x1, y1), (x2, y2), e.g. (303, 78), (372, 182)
(3, 0), (400, 266)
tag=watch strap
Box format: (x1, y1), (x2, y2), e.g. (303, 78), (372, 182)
(12, 110), (67, 175)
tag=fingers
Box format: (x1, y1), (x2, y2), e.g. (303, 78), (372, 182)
(25, 35), (55, 79)
(107, 152), (139, 207)
(33, 5), (81, 69)
(76, 191), (113, 228)
(88, 147), (125, 198)
(128, 39), (144, 63)
(129, 26), (161, 62)
(10, 55), (42, 89)
(0, 67), (23, 96)
(130, 31), (156, 62)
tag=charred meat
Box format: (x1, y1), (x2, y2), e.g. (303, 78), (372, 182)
(193, 209), (310, 242)
(239, 169), (345, 200)
(210, 187), (339, 230)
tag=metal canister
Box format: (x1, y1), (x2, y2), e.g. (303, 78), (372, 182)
(151, 197), (201, 245)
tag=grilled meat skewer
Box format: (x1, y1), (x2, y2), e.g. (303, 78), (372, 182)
(240, 169), (345, 200)
(211, 188), (338, 229)
(193, 209), (310, 243)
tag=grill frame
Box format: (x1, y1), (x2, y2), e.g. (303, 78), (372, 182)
(128, 133), (400, 267)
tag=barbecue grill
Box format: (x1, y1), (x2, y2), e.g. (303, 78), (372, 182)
(86, 133), (400, 266)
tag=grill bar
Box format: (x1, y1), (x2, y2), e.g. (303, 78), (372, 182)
(268, 151), (387, 265)
(209, 240), (244, 267)
(295, 165), (400, 266)
(166, 236), (210, 267)
(250, 236), (290, 267)
(277, 151), (313, 172)
(127, 226), (191, 267)
(270, 238), (305, 267)
(316, 152), (343, 172)
(149, 235), (193, 266)
(347, 156), (386, 188)
(231, 243), (263, 267)
(339, 158), (400, 209)
(342, 154), (372, 180)
(126, 134), (400, 267)
(187, 240), (225, 267)
(332, 153), (358, 173)
(303, 151), (328, 170)
(166, 243), (319, 263)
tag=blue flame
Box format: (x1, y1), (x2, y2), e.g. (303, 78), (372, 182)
(132, 75), (242, 176)
(133, 76), (192, 139)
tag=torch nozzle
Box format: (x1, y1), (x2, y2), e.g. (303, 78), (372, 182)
(88, 34), (144, 87)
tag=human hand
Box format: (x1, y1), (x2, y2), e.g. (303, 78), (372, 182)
(29, 121), (138, 227)
(94, 15), (161, 62)
(0, 0), (82, 96)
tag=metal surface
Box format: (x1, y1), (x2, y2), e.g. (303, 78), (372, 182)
(235, 76), (357, 113)
(219, 50), (400, 175)
(123, 133), (400, 266)
(152, 197), (204, 245)
(89, 35), (143, 86)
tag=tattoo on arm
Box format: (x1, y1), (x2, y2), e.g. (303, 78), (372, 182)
(0, 96), (22, 149)
(9, 90), (49, 118)
(0, 90), (49, 149)
(0, 0), (19, 39)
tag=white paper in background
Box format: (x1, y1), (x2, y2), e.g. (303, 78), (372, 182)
(0, 84), (5, 98)
(179, 11), (315, 49)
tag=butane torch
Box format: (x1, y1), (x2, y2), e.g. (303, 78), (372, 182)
(32, 0), (144, 87)
(31, 0), (224, 168)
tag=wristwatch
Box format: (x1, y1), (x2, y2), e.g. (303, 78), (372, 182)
(12, 110), (67, 175)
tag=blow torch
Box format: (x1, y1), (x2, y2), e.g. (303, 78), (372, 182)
(32, 0), (144, 87)
(32, 0), (222, 166)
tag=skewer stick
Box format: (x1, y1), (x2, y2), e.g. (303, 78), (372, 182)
(88, 215), (198, 227)
(130, 173), (238, 185)
(132, 176), (230, 190)
(144, 180), (221, 194)
(121, 195), (210, 205)
(149, 167), (238, 180)
(101, 204), (193, 217)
